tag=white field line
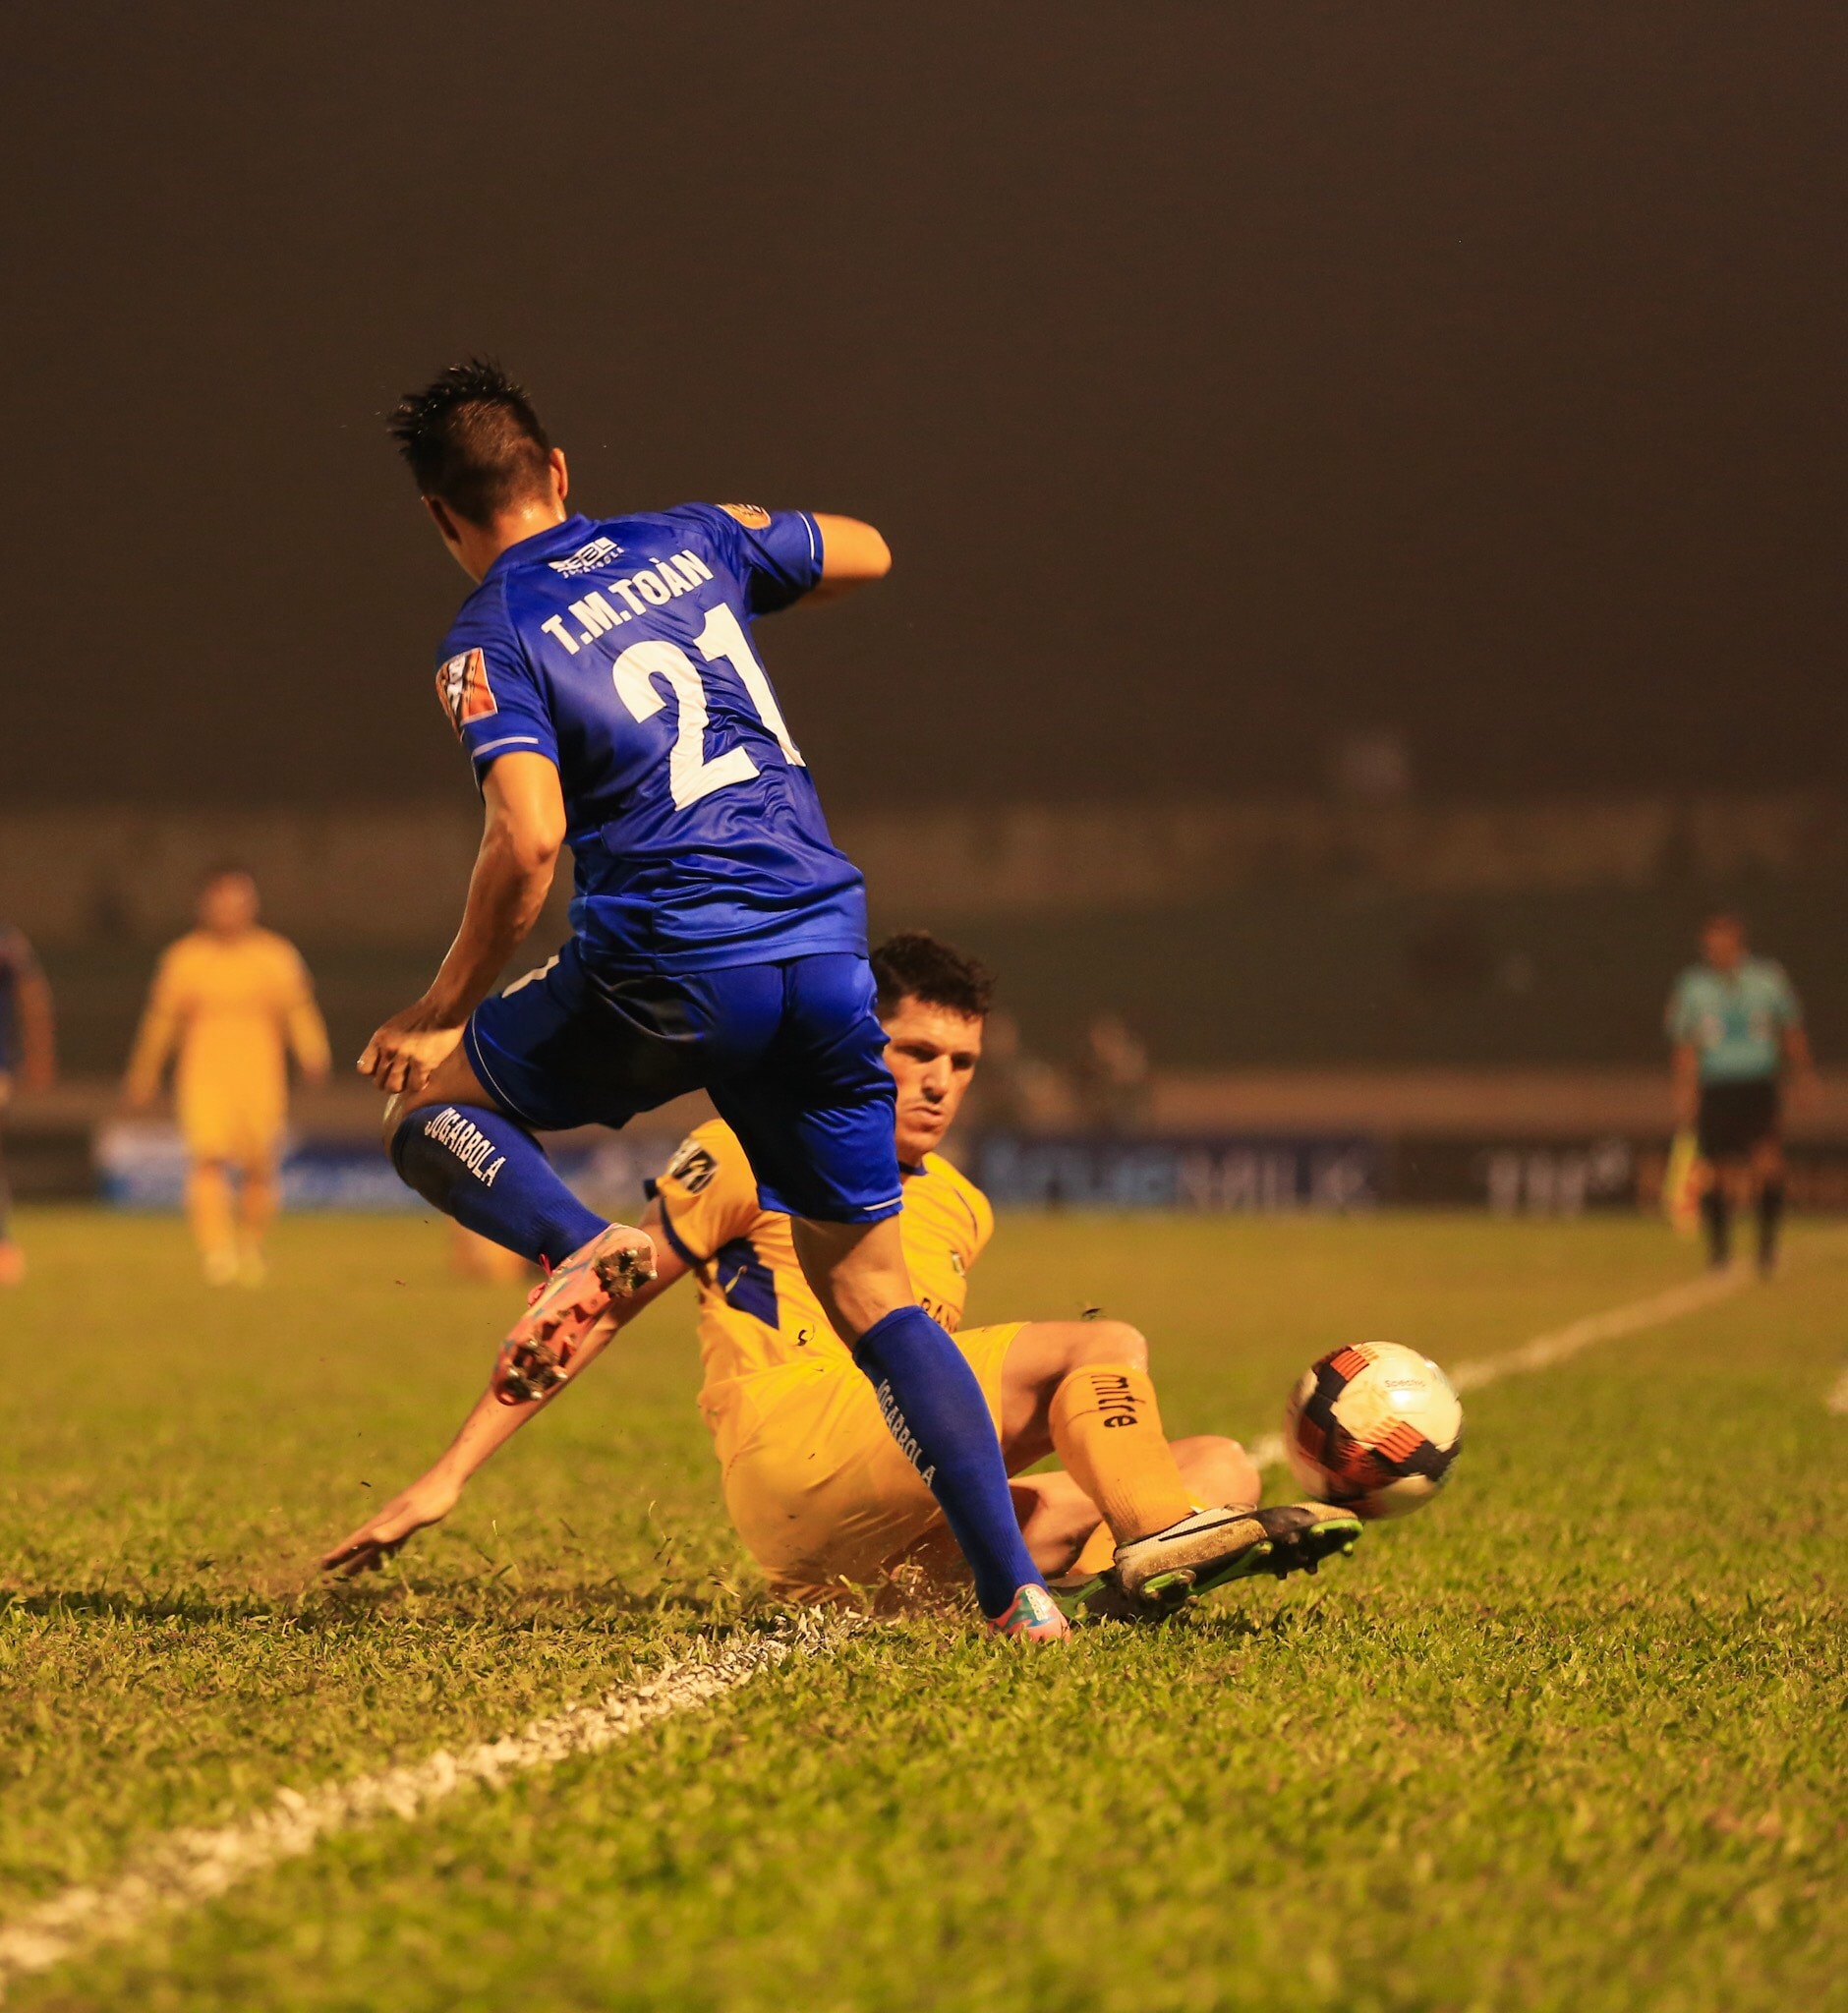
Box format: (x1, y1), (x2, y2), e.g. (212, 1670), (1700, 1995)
(1246, 1262), (1754, 1471)
(0, 1633), (797, 2000)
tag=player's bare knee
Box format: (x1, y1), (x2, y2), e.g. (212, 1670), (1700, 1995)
(1173, 1433), (1260, 1510)
(1078, 1319), (1148, 1371)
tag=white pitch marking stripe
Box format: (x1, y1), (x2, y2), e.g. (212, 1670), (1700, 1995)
(1246, 1264), (1753, 1471)
(0, 1635), (793, 1999)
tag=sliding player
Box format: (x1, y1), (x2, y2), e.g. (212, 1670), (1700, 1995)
(123, 869), (330, 1285)
(324, 933), (1361, 1617)
(0, 922), (56, 1286)
(365, 361), (1063, 1638)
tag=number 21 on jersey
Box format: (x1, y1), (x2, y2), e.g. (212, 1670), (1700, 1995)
(611, 604), (804, 809)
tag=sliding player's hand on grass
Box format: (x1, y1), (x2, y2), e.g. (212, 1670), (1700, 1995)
(358, 1001), (465, 1096)
(320, 1469), (463, 1577)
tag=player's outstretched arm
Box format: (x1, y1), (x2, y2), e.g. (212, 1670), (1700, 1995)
(1783, 1022), (1819, 1107)
(121, 953), (181, 1111)
(802, 513), (892, 604)
(319, 1205), (689, 1577)
(17, 960), (56, 1093)
(1670, 1040), (1700, 1130)
(359, 753), (565, 1095)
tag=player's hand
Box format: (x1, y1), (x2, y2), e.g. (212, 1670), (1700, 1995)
(358, 1002), (464, 1096)
(120, 1077), (157, 1116)
(319, 1470), (462, 1578)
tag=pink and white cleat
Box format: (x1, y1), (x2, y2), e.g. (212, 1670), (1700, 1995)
(985, 1583), (1071, 1643)
(492, 1221), (656, 1405)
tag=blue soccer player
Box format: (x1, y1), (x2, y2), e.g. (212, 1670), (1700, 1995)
(354, 361), (1109, 1638)
(0, 922), (57, 1286)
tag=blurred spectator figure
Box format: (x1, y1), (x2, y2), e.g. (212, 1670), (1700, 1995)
(0, 924), (57, 1285)
(123, 868), (330, 1286)
(958, 1009), (1065, 1137)
(1073, 1013), (1152, 1134)
(1665, 911), (1816, 1277)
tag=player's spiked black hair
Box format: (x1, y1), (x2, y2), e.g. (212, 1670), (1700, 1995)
(871, 932), (995, 1022)
(387, 358), (553, 528)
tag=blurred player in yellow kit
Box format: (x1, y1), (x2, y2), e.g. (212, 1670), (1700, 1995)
(124, 868), (331, 1285)
(326, 934), (1360, 1617)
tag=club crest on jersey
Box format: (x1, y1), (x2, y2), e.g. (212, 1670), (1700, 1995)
(666, 1137), (720, 1194)
(721, 502), (773, 529)
(435, 648), (496, 735)
(548, 536), (623, 577)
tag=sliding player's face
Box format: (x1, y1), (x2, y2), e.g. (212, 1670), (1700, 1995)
(881, 998), (984, 1166)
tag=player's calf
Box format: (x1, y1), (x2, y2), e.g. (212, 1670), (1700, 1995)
(389, 1099), (605, 1269)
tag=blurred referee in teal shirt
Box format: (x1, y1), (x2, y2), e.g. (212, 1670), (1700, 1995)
(1666, 913), (1816, 1274)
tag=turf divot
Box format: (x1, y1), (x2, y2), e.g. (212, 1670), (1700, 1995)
(0, 1622), (823, 2000)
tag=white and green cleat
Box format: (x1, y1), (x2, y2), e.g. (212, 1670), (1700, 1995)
(1116, 1502), (1362, 1614)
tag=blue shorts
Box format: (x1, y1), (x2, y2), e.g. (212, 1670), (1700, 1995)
(464, 942), (902, 1225)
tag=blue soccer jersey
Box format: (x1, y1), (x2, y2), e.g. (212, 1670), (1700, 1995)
(433, 504), (865, 975)
(0, 925), (39, 1075)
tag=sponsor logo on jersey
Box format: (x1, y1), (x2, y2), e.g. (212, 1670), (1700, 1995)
(666, 1136), (720, 1194)
(435, 648), (496, 735)
(548, 536), (623, 577)
(721, 502), (773, 529)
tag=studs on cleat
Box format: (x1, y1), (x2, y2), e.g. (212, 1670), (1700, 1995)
(493, 1338), (569, 1407)
(594, 1242), (655, 1296)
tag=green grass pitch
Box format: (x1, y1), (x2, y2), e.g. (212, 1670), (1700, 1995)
(3, 1205), (1846, 2012)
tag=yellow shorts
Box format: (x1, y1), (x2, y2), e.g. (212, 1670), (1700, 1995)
(713, 1322), (1023, 1603)
(176, 1084), (285, 1164)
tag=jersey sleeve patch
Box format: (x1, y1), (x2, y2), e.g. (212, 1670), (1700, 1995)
(647, 1124), (761, 1263)
(435, 648), (498, 736)
(664, 1136), (720, 1194)
(720, 503), (773, 529)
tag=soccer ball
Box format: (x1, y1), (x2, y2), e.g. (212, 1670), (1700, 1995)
(1283, 1342), (1463, 1520)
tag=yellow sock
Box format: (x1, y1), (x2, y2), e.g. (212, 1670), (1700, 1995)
(1048, 1362), (1195, 1545)
(186, 1164), (235, 1267)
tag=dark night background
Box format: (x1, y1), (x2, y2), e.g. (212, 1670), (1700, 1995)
(2, 2), (1844, 812)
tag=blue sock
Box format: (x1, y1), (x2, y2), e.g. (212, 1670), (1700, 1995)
(852, 1305), (1044, 1618)
(390, 1104), (604, 1268)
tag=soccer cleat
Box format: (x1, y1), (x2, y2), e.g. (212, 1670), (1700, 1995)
(492, 1221), (656, 1405)
(1049, 1569), (1154, 1628)
(1195, 1502), (1362, 1596)
(985, 1583), (1071, 1642)
(1114, 1504), (1275, 1608)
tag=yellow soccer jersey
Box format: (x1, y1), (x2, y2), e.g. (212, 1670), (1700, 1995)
(650, 1118), (994, 1403)
(125, 928), (330, 1150)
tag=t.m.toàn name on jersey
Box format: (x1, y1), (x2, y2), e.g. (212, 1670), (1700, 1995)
(539, 549), (717, 656)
